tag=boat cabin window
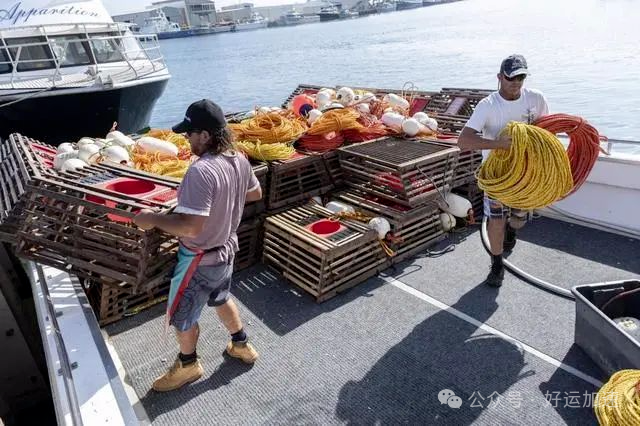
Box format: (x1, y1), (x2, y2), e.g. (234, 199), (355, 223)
(4, 37), (55, 72)
(50, 35), (92, 67)
(0, 42), (11, 74)
(89, 33), (125, 63)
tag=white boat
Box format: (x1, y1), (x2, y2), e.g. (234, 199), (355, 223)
(282, 10), (320, 26)
(396, 0), (424, 10)
(540, 138), (640, 238)
(376, 1), (397, 13)
(235, 13), (268, 31)
(138, 9), (181, 36)
(0, 0), (170, 143)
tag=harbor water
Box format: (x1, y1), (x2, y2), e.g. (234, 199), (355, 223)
(149, 0), (640, 154)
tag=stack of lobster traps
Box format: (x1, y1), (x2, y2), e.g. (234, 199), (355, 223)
(262, 204), (388, 301)
(3, 133), (178, 324)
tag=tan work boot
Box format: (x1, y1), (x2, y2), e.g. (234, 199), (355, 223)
(226, 341), (259, 363)
(152, 359), (203, 392)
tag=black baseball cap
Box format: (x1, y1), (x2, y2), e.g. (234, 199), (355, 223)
(500, 54), (530, 78)
(172, 99), (226, 133)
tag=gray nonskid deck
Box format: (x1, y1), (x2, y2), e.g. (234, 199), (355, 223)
(105, 217), (639, 425)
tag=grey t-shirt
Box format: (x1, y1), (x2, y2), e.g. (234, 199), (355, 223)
(174, 151), (260, 265)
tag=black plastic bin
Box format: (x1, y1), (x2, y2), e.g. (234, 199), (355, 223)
(572, 280), (640, 376)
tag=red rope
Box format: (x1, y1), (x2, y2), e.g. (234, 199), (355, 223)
(298, 131), (344, 153)
(534, 113), (605, 197)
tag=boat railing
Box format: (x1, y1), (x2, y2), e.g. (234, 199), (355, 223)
(0, 22), (167, 90)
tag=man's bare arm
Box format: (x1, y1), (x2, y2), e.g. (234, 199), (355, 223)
(245, 186), (262, 203)
(134, 212), (207, 238)
(458, 127), (511, 152)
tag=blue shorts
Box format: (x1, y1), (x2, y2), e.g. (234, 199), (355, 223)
(483, 196), (528, 220)
(170, 262), (233, 332)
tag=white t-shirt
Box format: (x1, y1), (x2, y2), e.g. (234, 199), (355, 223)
(464, 88), (549, 159)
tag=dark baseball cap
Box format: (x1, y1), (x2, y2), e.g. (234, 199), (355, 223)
(172, 99), (226, 133)
(500, 54), (530, 78)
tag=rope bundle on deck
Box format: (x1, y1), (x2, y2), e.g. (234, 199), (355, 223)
(228, 110), (307, 144)
(595, 369), (640, 426)
(534, 113), (605, 196)
(477, 121), (573, 210)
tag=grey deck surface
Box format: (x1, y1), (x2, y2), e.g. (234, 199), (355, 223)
(105, 217), (640, 425)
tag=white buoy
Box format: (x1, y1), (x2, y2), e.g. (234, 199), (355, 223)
(412, 112), (430, 123)
(423, 117), (439, 132)
(54, 151), (79, 171)
(368, 217), (391, 239)
(61, 158), (87, 173)
(56, 142), (75, 154)
(402, 118), (424, 137)
(440, 212), (456, 231)
(307, 109), (323, 125)
(355, 103), (370, 114)
(336, 87), (356, 106)
(325, 201), (355, 214)
(381, 112), (405, 129)
(315, 91), (332, 109)
(440, 193), (472, 218)
(383, 93), (410, 110)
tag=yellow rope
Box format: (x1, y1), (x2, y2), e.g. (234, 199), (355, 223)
(595, 370), (640, 426)
(477, 121), (573, 210)
(235, 140), (295, 161)
(228, 110), (307, 144)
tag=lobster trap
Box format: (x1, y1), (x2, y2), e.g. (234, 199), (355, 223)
(338, 137), (459, 207)
(424, 88), (492, 117)
(235, 218), (262, 272)
(9, 134), (180, 293)
(0, 137), (32, 243)
(242, 162), (268, 220)
(333, 189), (445, 264)
(267, 152), (334, 210)
(85, 275), (170, 326)
(422, 136), (483, 187)
(263, 204), (388, 302)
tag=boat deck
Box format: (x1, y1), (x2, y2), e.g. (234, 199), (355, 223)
(105, 216), (640, 425)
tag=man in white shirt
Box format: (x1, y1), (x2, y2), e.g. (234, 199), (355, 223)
(458, 54), (549, 287)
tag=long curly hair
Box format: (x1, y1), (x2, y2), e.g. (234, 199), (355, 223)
(202, 126), (235, 155)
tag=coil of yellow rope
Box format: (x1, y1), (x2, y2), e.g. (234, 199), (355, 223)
(477, 121), (573, 210)
(595, 369), (640, 426)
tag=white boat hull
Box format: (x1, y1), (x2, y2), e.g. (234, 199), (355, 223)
(236, 21), (268, 31)
(541, 152), (640, 236)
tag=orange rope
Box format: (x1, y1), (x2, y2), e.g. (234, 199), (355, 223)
(307, 109), (364, 136)
(534, 113), (606, 196)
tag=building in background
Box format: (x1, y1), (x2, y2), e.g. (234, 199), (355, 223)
(217, 3), (253, 23)
(112, 0), (216, 29)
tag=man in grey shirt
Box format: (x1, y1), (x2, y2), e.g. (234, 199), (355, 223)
(134, 99), (262, 392)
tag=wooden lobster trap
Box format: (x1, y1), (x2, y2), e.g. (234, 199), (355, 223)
(347, 85), (438, 116)
(263, 204), (388, 302)
(281, 84), (326, 108)
(338, 137), (459, 207)
(333, 189), (445, 264)
(10, 134), (180, 293)
(235, 217), (262, 272)
(0, 137), (32, 243)
(422, 136), (483, 188)
(267, 152), (334, 210)
(85, 275), (171, 326)
(242, 162), (268, 220)
(423, 88), (492, 118)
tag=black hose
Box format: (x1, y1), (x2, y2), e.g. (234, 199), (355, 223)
(480, 217), (575, 300)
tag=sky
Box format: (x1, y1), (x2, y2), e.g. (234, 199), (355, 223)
(102, 0), (300, 15)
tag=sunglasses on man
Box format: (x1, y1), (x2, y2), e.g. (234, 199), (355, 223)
(185, 129), (202, 137)
(504, 74), (526, 82)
